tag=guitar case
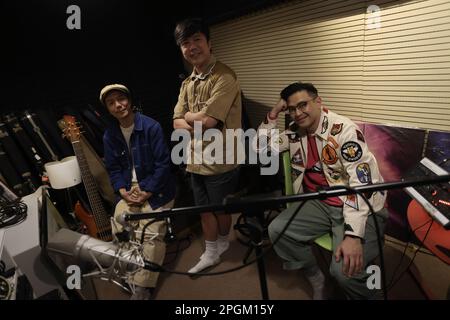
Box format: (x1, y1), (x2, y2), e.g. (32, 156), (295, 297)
(81, 105), (108, 143)
(79, 136), (115, 207)
(34, 108), (73, 159)
(0, 144), (30, 197)
(19, 110), (59, 163)
(3, 113), (45, 175)
(0, 122), (39, 191)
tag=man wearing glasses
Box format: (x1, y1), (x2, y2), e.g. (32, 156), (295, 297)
(260, 82), (388, 299)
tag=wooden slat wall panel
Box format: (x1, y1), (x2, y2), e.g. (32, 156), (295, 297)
(211, 0), (450, 131)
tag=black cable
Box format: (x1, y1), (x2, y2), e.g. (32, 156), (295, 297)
(0, 199), (27, 229)
(326, 185), (387, 300)
(388, 220), (434, 292)
(385, 237), (434, 256)
(163, 236), (192, 266)
(387, 217), (433, 289)
(145, 201), (307, 277)
(140, 219), (158, 244)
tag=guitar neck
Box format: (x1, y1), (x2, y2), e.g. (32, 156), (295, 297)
(72, 141), (110, 231)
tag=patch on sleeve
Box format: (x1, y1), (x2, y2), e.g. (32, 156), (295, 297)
(288, 133), (300, 143)
(330, 123), (343, 136)
(356, 130), (365, 143)
(356, 163), (371, 183)
(345, 194), (359, 210)
(322, 145), (338, 165)
(327, 136), (339, 148)
(291, 148), (304, 166)
(327, 168), (342, 181)
(341, 141), (362, 162)
(321, 116), (328, 134)
(291, 167), (303, 181)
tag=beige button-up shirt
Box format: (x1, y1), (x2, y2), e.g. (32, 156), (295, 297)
(173, 55), (242, 175)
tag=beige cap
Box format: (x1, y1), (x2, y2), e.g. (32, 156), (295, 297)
(99, 84), (130, 105)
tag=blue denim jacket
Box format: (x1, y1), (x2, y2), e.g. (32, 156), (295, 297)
(103, 112), (176, 209)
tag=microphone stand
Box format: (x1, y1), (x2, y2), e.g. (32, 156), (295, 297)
(124, 174), (450, 300)
(233, 212), (270, 299)
(126, 175), (450, 221)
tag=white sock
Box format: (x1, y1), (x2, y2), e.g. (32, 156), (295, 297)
(217, 234), (230, 255)
(204, 240), (218, 258)
(304, 266), (326, 300)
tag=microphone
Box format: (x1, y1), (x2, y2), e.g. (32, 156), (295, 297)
(116, 212), (133, 231)
(46, 228), (145, 270)
(117, 211), (175, 243)
(115, 212), (135, 242)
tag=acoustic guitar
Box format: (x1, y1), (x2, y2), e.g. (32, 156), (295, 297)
(60, 115), (112, 241)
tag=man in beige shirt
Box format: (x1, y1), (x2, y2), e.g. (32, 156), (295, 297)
(173, 18), (242, 273)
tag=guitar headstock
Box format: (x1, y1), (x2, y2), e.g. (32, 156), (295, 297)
(59, 115), (81, 143)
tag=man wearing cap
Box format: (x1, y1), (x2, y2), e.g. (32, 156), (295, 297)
(100, 84), (176, 300)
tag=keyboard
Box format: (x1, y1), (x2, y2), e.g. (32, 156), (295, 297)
(404, 157), (450, 229)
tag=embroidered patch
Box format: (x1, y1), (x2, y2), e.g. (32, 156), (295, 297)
(322, 145), (338, 165)
(330, 123), (343, 136)
(341, 141), (362, 162)
(291, 148), (304, 166)
(291, 167), (303, 181)
(327, 136), (339, 148)
(356, 163), (371, 184)
(306, 161), (322, 174)
(321, 116), (328, 134)
(288, 133), (300, 143)
(345, 194), (359, 210)
(356, 130), (365, 143)
(311, 161), (322, 173)
(327, 168), (341, 181)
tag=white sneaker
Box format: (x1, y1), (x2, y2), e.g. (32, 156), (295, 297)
(188, 255), (220, 274)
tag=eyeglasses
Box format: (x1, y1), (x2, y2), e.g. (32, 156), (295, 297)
(287, 97), (316, 113)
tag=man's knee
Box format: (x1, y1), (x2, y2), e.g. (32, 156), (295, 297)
(268, 218), (283, 242)
(329, 262), (352, 288)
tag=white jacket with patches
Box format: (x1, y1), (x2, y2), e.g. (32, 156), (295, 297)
(258, 107), (386, 239)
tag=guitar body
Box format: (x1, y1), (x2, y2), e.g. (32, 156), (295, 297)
(60, 115), (113, 242)
(74, 201), (112, 241)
